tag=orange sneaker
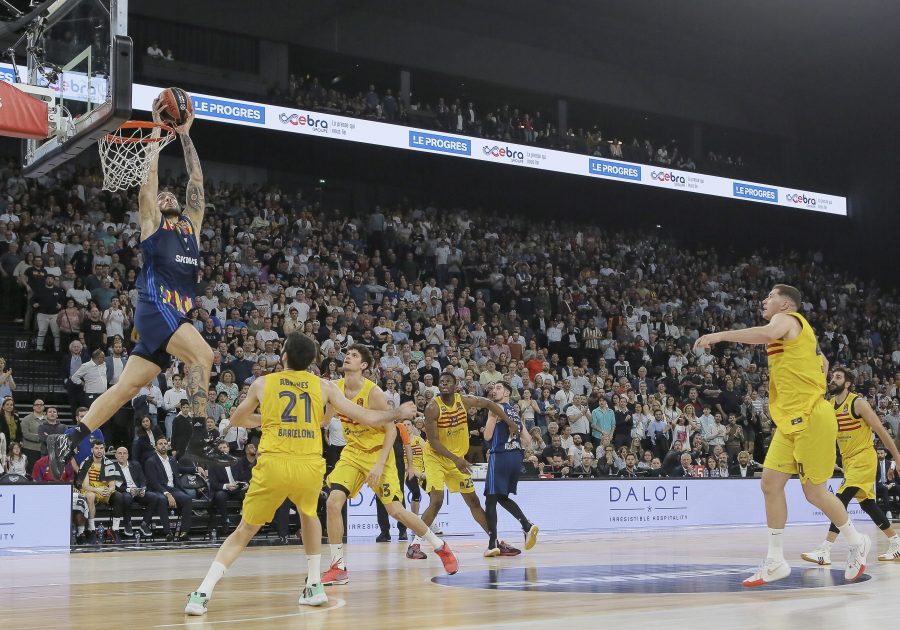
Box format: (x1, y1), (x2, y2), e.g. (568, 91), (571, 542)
(435, 542), (459, 575)
(321, 561), (349, 585)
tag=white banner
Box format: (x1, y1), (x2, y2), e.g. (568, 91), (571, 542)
(0, 483), (71, 549)
(348, 478), (863, 535)
(1, 65), (848, 216)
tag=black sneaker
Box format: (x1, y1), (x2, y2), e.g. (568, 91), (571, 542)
(165, 532), (175, 542)
(75, 532), (86, 545)
(398, 530), (408, 541)
(122, 525), (134, 538)
(140, 523), (154, 538)
(86, 530), (98, 545)
(375, 532), (391, 543)
(46, 433), (76, 480)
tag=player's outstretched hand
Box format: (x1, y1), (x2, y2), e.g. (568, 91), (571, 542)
(694, 333), (720, 350)
(396, 401), (417, 421)
(173, 108), (195, 135)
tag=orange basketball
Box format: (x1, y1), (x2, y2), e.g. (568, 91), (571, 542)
(158, 87), (193, 126)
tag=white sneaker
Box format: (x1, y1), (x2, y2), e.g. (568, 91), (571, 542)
(742, 558), (791, 587)
(887, 511), (894, 520)
(298, 582), (328, 607)
(800, 545), (832, 566)
(878, 540), (900, 562)
(184, 591), (208, 616)
(846, 534), (871, 581)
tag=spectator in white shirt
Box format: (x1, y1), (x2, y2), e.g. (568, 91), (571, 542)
(379, 344), (403, 371)
(135, 380), (164, 427)
(554, 380), (575, 411)
(255, 317), (279, 345)
(71, 349), (107, 407)
(146, 42), (164, 59)
(566, 395), (591, 439)
(162, 374), (187, 439)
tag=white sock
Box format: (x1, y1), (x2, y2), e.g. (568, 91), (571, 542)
(766, 528), (785, 561)
(821, 540), (834, 550)
(307, 555), (321, 586)
(88, 518), (95, 530)
(112, 518), (121, 531)
(76, 525), (85, 534)
(838, 520), (862, 546)
(422, 528), (442, 550)
(330, 544), (344, 568)
(412, 534), (424, 546)
(198, 561), (227, 597)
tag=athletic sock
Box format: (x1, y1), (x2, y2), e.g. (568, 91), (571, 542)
(766, 528), (785, 561)
(71, 422), (92, 446)
(821, 540), (834, 550)
(306, 555), (321, 586)
(412, 534), (424, 546)
(889, 534), (900, 544)
(112, 518), (121, 531)
(330, 544), (344, 568)
(422, 528), (442, 550)
(838, 520), (863, 546)
(88, 518), (96, 530)
(198, 561), (226, 597)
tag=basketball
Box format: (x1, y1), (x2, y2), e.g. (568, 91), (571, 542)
(157, 87), (193, 126)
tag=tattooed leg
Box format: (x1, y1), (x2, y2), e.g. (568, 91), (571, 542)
(185, 363), (211, 419)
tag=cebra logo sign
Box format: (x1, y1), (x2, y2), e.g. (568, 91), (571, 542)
(191, 95), (265, 124)
(483, 145), (525, 161)
(588, 158), (642, 181)
(279, 111), (328, 132)
(732, 182), (778, 203)
(408, 131), (471, 155)
(651, 170), (687, 185)
(785, 192), (816, 207)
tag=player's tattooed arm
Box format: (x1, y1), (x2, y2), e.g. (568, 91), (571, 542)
(180, 130), (205, 227)
(185, 364), (208, 419)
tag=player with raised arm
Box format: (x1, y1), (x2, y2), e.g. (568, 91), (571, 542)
(801, 367), (900, 564)
(483, 381), (539, 557)
(185, 333), (417, 615)
(47, 96), (213, 478)
(695, 284), (870, 586)
(320, 345), (457, 586)
(407, 372), (517, 558)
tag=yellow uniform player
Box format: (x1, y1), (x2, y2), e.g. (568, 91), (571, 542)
(802, 367), (900, 564)
(186, 333), (417, 616)
(695, 284), (871, 586)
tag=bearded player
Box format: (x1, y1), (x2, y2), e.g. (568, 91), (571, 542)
(48, 94), (214, 479)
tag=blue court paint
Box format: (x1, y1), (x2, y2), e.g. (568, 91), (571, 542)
(432, 564), (871, 593)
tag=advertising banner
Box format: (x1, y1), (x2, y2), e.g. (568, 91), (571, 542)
(0, 483), (71, 549)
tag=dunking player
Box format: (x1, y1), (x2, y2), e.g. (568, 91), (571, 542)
(185, 333), (418, 615)
(407, 373), (517, 558)
(48, 99), (213, 478)
(321, 345), (457, 586)
(483, 381), (539, 557)
(801, 367), (900, 564)
(695, 284), (870, 585)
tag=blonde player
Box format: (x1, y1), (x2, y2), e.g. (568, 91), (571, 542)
(408, 372), (515, 559)
(695, 284), (870, 586)
(321, 345), (457, 586)
(802, 367), (900, 564)
(185, 334), (416, 616)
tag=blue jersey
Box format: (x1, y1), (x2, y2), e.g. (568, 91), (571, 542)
(487, 401), (524, 454)
(137, 214), (200, 315)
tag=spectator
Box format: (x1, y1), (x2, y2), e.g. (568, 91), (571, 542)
(215, 370), (239, 407)
(0, 396), (19, 446)
(208, 441), (250, 535)
(20, 399), (45, 467)
(132, 415), (164, 464)
(730, 450), (762, 478)
(618, 453), (639, 478)
(133, 379), (164, 429)
(33, 274), (64, 352)
(670, 452), (696, 478)
(66, 408), (105, 465)
(170, 400), (194, 459)
(112, 446), (163, 538)
(146, 41), (164, 59)
(76, 439), (125, 544)
(70, 349), (107, 408)
(724, 413), (744, 462)
(105, 339), (128, 387)
(162, 374), (187, 439)
(143, 436), (195, 541)
(6, 441), (28, 476)
(31, 452), (76, 482)
(102, 297), (129, 342)
(37, 405), (64, 457)
(80, 306), (106, 353)
(57, 297), (83, 349)
(596, 445), (619, 477)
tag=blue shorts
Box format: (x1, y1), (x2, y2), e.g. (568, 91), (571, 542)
(132, 300), (190, 369)
(484, 450), (524, 497)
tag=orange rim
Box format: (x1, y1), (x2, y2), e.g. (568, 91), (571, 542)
(104, 120), (175, 144)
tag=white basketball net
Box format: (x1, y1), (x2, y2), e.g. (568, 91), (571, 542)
(99, 122), (176, 192)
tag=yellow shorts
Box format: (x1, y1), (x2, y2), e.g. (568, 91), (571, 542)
(764, 397), (837, 485)
(242, 455), (325, 525)
(838, 448), (877, 501)
(87, 487), (112, 504)
(326, 447), (401, 504)
(423, 451), (474, 494)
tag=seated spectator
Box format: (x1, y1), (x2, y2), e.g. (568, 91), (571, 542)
(571, 452), (597, 478)
(527, 427), (546, 453)
(618, 452), (639, 478)
(32, 453), (76, 482)
(76, 440), (125, 543)
(146, 42), (164, 59)
(144, 436), (196, 541)
(132, 415), (164, 464)
(670, 452), (696, 478)
(112, 446), (164, 538)
(539, 435), (566, 465)
(729, 450), (762, 478)
(542, 454), (570, 478)
(521, 448), (540, 477)
(208, 441), (250, 535)
(6, 441), (28, 476)
(596, 445), (619, 477)
(646, 456), (667, 478)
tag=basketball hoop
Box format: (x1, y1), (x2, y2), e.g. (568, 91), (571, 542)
(98, 120), (176, 192)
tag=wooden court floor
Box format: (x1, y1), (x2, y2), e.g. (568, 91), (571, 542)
(3, 523), (899, 629)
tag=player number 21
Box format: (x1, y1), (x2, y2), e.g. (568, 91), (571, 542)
(279, 391), (311, 423)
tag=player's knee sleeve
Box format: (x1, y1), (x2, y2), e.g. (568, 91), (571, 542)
(837, 487), (857, 506)
(860, 498), (891, 530)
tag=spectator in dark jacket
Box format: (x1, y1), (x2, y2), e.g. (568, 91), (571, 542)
(132, 415), (164, 464)
(112, 446), (164, 537)
(143, 436), (196, 541)
(208, 441), (250, 534)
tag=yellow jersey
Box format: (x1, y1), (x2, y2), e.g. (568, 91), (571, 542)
(835, 392), (872, 458)
(336, 378), (387, 453)
(425, 393), (469, 459)
(258, 370), (324, 457)
(410, 434), (426, 473)
(766, 312), (826, 434)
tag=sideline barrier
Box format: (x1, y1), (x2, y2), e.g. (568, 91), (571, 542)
(347, 478), (862, 535)
(0, 482), (71, 549)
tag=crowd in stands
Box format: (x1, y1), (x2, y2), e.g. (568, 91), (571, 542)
(1, 153), (900, 542)
(268, 74), (750, 177)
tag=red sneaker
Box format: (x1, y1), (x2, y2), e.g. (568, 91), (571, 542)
(406, 543), (427, 560)
(435, 542), (459, 575)
(321, 561), (349, 585)
(498, 540), (521, 557)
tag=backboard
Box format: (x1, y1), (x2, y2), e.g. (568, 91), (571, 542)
(0, 0), (132, 176)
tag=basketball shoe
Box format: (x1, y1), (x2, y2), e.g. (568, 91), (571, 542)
(321, 561), (349, 585)
(298, 583), (328, 606)
(435, 542), (459, 575)
(524, 524), (539, 550)
(498, 540), (521, 557)
(184, 592), (209, 616)
(742, 558), (791, 587)
(800, 544), (831, 566)
(406, 543), (427, 559)
(878, 538), (900, 561)
(846, 535), (871, 580)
